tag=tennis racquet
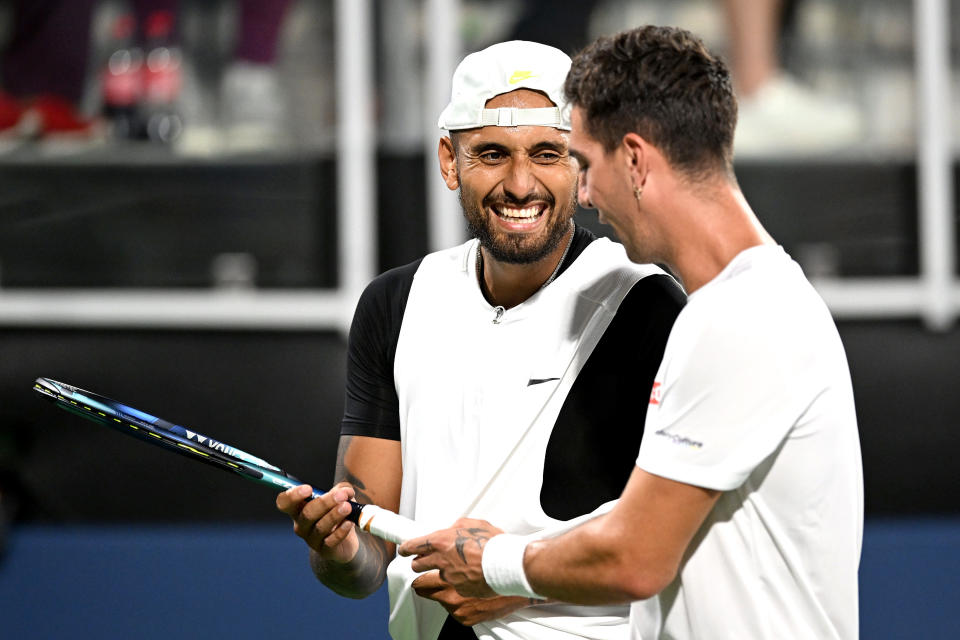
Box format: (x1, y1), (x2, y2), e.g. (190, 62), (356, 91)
(32, 377), (426, 544)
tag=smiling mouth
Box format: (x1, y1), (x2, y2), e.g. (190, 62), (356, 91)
(492, 204), (546, 222)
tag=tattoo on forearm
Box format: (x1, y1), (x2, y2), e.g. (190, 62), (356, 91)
(342, 470), (373, 504)
(315, 436), (390, 597)
(312, 530), (391, 598)
(454, 527), (491, 564)
(334, 436), (374, 504)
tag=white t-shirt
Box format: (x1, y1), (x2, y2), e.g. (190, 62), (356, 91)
(633, 245), (863, 639)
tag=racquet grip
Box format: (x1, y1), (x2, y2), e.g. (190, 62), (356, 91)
(355, 504), (432, 545)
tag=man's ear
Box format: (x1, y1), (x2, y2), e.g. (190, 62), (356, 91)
(438, 137), (459, 190)
(622, 132), (649, 188)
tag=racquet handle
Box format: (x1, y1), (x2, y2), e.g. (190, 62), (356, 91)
(304, 491), (428, 544)
(274, 484), (428, 545)
(352, 503), (432, 545)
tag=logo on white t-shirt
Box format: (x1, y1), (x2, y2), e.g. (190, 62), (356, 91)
(649, 381), (662, 405)
(653, 428), (704, 449)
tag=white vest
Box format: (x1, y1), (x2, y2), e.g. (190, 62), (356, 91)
(388, 238), (663, 640)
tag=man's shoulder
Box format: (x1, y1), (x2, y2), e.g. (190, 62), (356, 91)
(687, 252), (827, 339)
(357, 240), (474, 317)
(570, 238), (685, 308)
(579, 236), (667, 278)
(359, 258), (424, 308)
(367, 257), (423, 289)
(619, 271), (687, 315)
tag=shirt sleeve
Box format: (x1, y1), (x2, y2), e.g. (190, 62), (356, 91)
(339, 260), (421, 441)
(636, 306), (805, 491)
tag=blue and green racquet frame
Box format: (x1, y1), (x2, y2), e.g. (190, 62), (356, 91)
(33, 377), (425, 544)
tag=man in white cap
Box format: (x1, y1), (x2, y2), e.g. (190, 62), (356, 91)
(277, 40), (685, 639)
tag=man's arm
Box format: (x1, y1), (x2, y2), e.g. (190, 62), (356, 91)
(277, 434), (401, 599)
(399, 466), (721, 604)
(521, 466), (720, 603)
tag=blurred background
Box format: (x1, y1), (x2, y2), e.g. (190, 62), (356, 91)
(0, 0), (957, 637)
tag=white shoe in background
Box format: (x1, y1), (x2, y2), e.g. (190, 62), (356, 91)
(734, 74), (864, 158)
(173, 57), (223, 156)
(220, 61), (289, 153)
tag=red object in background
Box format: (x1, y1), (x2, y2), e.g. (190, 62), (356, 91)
(145, 8), (175, 39)
(0, 91), (99, 139)
(103, 55), (143, 108)
(141, 10), (183, 144)
(28, 95), (99, 135)
(142, 10), (181, 106)
(103, 12), (143, 107)
(101, 13), (143, 139)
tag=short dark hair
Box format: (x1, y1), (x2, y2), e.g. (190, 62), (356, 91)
(564, 25), (737, 178)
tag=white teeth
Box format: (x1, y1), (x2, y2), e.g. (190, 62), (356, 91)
(496, 206), (541, 219)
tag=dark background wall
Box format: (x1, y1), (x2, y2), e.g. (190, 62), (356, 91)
(0, 153), (957, 523)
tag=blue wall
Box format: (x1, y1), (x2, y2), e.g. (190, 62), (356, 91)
(0, 524), (391, 639)
(858, 519), (960, 639)
(1, 519), (958, 639)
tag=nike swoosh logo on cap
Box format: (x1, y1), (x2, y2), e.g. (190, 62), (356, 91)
(527, 377), (560, 386)
(509, 70), (536, 84)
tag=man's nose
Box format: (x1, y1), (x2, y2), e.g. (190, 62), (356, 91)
(503, 159), (537, 199)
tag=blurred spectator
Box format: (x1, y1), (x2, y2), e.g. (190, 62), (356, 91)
(723, 0), (862, 156)
(221, 0), (295, 150)
(505, 0), (862, 157)
(175, 0), (296, 154)
(0, 0), (104, 144)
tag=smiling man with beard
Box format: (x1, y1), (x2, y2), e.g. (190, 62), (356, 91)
(276, 40), (685, 640)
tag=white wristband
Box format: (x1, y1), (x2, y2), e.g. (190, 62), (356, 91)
(482, 534), (544, 599)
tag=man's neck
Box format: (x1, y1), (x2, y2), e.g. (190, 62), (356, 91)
(666, 186), (773, 294)
(479, 225), (575, 309)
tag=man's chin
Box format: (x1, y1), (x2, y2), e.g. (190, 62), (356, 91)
(468, 209), (573, 264)
(485, 243), (550, 265)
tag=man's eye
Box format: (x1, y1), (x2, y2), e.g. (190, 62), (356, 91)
(480, 151), (505, 162)
(534, 152), (561, 163)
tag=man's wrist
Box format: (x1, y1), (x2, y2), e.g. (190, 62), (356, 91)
(481, 533), (544, 599)
(311, 536), (387, 598)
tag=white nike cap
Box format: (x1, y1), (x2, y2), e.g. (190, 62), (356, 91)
(437, 40), (572, 131)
